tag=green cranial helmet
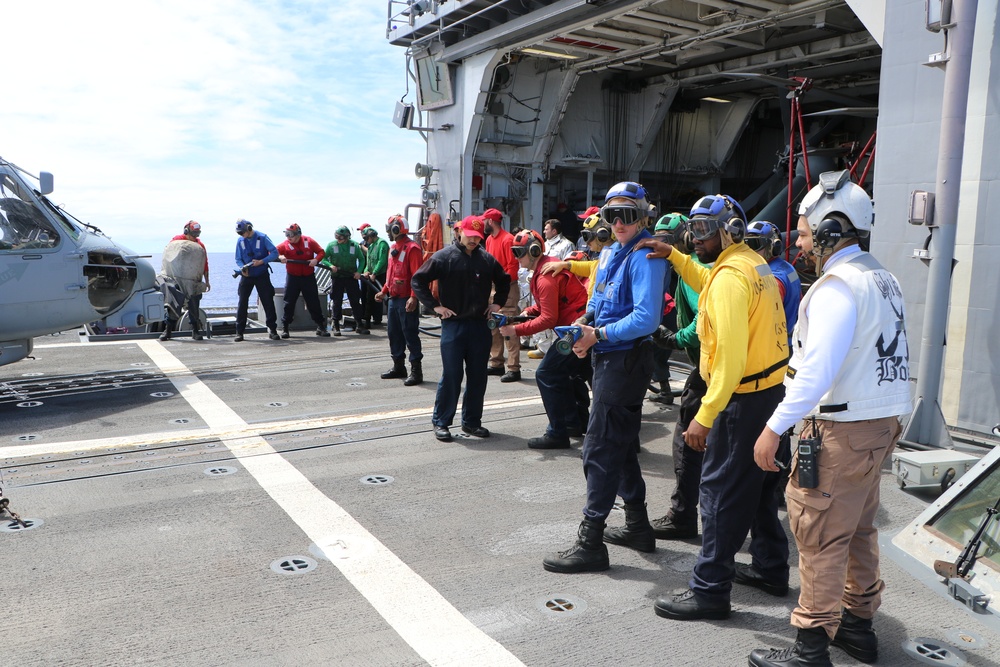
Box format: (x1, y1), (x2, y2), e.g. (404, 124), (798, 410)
(655, 212), (689, 233)
(335, 225), (351, 239)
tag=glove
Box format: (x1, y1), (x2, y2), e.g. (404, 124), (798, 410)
(652, 325), (679, 350)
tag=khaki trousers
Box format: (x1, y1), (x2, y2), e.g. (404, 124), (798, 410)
(489, 287), (521, 371)
(786, 415), (901, 638)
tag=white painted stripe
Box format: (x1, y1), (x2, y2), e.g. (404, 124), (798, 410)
(135, 340), (526, 666)
(0, 396), (543, 458)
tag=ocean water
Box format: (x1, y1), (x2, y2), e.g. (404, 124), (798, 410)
(149, 252), (288, 309)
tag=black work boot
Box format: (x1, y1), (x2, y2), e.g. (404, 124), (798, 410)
(159, 320), (175, 341)
(650, 513), (699, 540)
(333, 323), (342, 337)
(191, 317), (203, 341)
(749, 627), (833, 667)
(831, 610), (878, 663)
(381, 359), (407, 380)
(649, 381), (674, 405)
(542, 518), (609, 573)
(268, 327), (281, 341)
(281, 325), (291, 339)
(603, 502), (656, 553)
(315, 322), (330, 337)
(404, 360), (423, 386)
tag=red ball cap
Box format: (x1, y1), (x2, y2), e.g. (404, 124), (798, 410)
(482, 208), (503, 223)
(459, 215), (485, 239)
(579, 205), (600, 219)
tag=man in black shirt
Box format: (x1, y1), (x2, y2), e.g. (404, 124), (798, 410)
(412, 215), (511, 442)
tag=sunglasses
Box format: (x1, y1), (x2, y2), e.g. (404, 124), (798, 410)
(601, 205), (643, 227)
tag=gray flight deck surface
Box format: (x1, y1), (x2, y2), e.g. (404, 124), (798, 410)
(2, 326), (998, 667)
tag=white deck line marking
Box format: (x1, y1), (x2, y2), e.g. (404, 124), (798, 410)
(135, 341), (526, 667)
(0, 396), (542, 458)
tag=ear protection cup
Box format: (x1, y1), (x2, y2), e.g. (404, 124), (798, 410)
(725, 217), (745, 243)
(512, 229), (544, 259)
(675, 229), (696, 255)
(596, 227), (611, 243)
(814, 216), (855, 248)
(771, 235), (783, 258)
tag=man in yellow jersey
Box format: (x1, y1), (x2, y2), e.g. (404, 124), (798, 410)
(642, 194), (790, 621)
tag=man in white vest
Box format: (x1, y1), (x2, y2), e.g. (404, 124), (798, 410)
(748, 170), (911, 667)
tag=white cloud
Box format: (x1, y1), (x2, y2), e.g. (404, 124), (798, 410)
(1, 0), (427, 252)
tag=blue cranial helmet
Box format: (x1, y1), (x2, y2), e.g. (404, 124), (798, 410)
(745, 220), (782, 256)
(687, 194), (746, 242)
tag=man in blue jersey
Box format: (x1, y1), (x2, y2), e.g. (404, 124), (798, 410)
(234, 219), (280, 342)
(542, 182), (667, 573)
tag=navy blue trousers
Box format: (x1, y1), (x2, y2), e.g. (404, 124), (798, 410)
(432, 318), (491, 429)
(236, 273), (276, 332)
(387, 297), (422, 364)
(691, 383), (788, 601)
(282, 272), (325, 328)
(535, 344), (590, 438)
(581, 344), (653, 521)
(669, 368), (708, 527)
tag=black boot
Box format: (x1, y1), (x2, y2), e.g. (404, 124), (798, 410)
(404, 360), (423, 386)
(749, 628), (833, 667)
(159, 319), (175, 341)
(381, 359), (407, 380)
(603, 502), (656, 553)
(268, 327), (281, 341)
(281, 324), (291, 339)
(831, 610), (878, 663)
(191, 317), (204, 341)
(542, 518), (610, 573)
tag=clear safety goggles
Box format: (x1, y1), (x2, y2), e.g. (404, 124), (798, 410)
(688, 215), (724, 242)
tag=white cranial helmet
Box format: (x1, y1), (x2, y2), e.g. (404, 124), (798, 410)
(797, 170), (873, 235)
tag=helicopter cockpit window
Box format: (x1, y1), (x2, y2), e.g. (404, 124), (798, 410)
(0, 176), (61, 251)
(84, 249), (138, 315)
(926, 458), (1000, 573)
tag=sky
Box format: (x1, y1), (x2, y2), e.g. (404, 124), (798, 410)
(1, 0), (427, 253)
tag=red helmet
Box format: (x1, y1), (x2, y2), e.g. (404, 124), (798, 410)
(386, 214), (408, 236)
(284, 223), (302, 237)
(183, 220), (202, 237)
(511, 229), (545, 259)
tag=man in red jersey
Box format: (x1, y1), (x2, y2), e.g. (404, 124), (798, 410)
(499, 229), (589, 449)
(376, 214), (426, 386)
(277, 223), (329, 338)
(482, 208), (522, 382)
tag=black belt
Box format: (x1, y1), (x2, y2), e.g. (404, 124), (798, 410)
(740, 356), (789, 385)
(819, 403), (848, 413)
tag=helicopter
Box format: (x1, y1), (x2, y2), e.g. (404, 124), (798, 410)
(0, 156), (164, 367)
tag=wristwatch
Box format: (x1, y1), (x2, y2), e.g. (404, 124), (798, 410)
(594, 327), (605, 342)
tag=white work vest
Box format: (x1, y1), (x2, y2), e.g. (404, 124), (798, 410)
(788, 252), (912, 421)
